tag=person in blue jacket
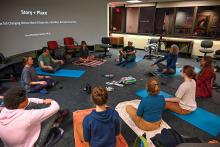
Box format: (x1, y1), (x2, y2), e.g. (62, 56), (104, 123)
(126, 78), (165, 131)
(151, 44), (179, 74)
(81, 86), (120, 147)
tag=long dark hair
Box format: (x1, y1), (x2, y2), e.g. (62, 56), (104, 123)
(199, 56), (214, 76)
(81, 41), (87, 49)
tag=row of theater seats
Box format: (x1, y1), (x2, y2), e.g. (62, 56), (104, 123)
(46, 37), (113, 59)
(46, 37), (79, 59)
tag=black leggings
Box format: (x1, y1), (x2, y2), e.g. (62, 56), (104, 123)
(157, 63), (175, 74)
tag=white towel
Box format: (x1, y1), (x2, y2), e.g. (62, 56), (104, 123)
(115, 99), (170, 147)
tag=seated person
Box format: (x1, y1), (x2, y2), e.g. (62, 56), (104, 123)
(0, 86), (60, 147)
(77, 86), (120, 147)
(21, 56), (55, 93)
(118, 41), (136, 64)
(196, 56), (216, 98)
(165, 65), (197, 114)
(126, 78), (165, 131)
(38, 47), (64, 73)
(79, 41), (95, 62)
(151, 44), (179, 74)
(0, 96), (3, 112)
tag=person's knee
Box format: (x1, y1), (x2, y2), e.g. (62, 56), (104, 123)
(165, 102), (172, 109)
(125, 105), (133, 113)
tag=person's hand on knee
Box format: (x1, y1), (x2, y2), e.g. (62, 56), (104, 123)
(39, 81), (47, 85)
(47, 66), (54, 71)
(60, 60), (64, 65)
(43, 99), (53, 105)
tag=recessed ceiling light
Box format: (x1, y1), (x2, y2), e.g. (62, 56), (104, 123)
(126, 0), (142, 3)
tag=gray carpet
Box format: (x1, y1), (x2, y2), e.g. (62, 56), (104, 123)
(1, 49), (220, 147)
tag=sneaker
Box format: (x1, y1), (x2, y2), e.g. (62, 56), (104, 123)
(106, 86), (114, 92)
(83, 83), (91, 94)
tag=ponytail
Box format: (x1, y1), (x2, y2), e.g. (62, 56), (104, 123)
(146, 78), (160, 95)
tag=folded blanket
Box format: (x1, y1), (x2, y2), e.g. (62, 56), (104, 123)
(74, 59), (106, 67)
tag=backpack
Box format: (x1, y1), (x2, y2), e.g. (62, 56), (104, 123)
(150, 128), (184, 147)
(0, 52), (6, 64)
(150, 128), (201, 147)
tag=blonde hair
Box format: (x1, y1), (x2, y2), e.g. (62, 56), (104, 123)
(146, 78), (160, 95)
(169, 44), (179, 55)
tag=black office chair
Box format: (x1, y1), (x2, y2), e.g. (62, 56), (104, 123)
(143, 38), (159, 60)
(199, 40), (214, 57)
(99, 37), (112, 58)
(214, 50), (220, 72)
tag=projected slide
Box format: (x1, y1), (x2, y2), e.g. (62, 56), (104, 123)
(0, 0), (107, 57)
(1, 9), (77, 37)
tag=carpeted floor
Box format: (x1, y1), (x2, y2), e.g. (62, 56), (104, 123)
(1, 49), (220, 147)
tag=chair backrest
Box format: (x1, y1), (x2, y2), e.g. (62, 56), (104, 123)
(64, 37), (74, 45)
(0, 52), (6, 64)
(47, 41), (58, 50)
(201, 40), (213, 48)
(149, 38), (159, 44)
(101, 37), (111, 45)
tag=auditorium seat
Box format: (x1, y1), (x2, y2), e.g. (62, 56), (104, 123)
(47, 41), (65, 59)
(64, 37), (79, 57)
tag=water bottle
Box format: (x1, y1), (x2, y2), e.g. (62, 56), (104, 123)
(140, 141), (144, 147)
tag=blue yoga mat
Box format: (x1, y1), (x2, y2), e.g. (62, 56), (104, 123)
(123, 56), (143, 68)
(136, 89), (220, 136)
(159, 67), (200, 77)
(36, 67), (85, 78)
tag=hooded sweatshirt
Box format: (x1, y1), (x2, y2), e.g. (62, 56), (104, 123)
(0, 98), (60, 147)
(83, 108), (120, 147)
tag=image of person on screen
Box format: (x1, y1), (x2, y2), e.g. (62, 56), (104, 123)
(38, 47), (64, 73)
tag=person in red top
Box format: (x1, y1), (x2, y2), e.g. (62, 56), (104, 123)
(196, 56), (216, 98)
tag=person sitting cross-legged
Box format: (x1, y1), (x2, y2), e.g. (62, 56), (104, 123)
(196, 56), (216, 98)
(126, 78), (165, 131)
(117, 41), (136, 65)
(38, 47), (64, 73)
(79, 41), (95, 63)
(21, 56), (56, 93)
(76, 86), (120, 147)
(165, 65), (197, 114)
(0, 86), (62, 147)
(151, 44), (179, 75)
